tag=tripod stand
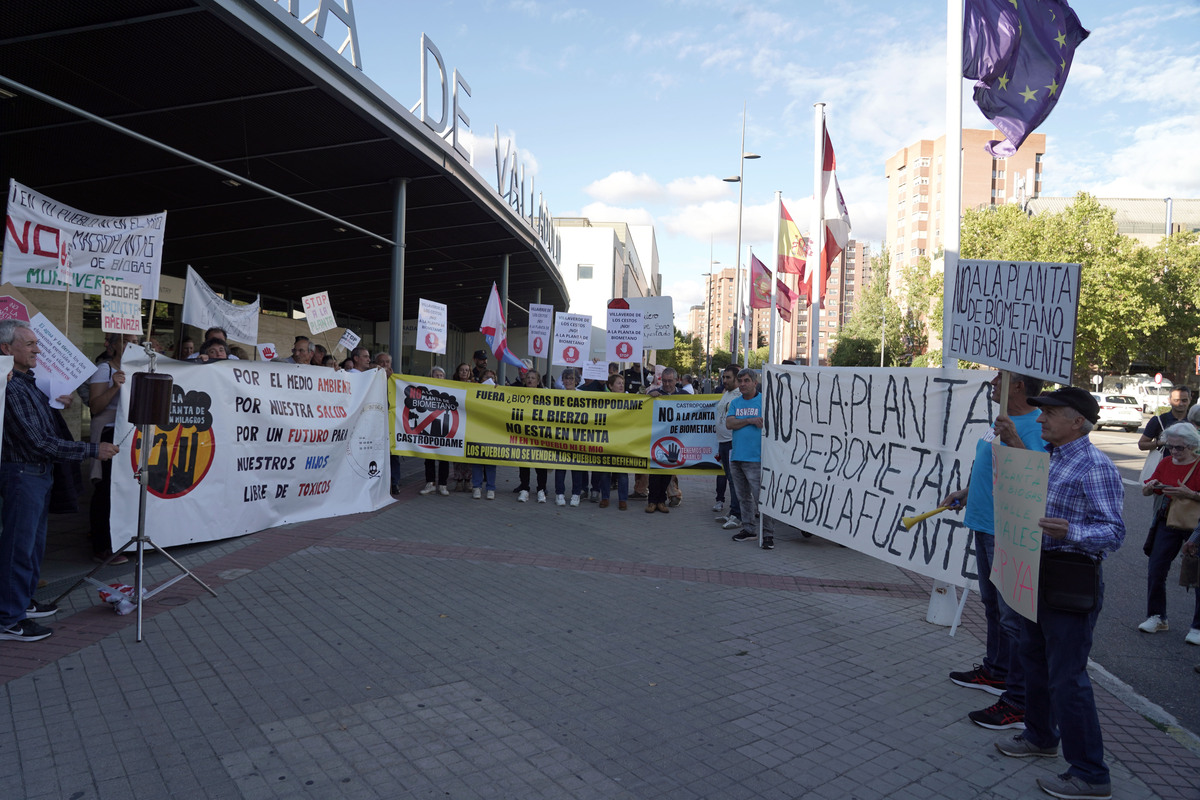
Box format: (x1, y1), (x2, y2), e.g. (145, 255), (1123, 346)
(55, 343), (217, 642)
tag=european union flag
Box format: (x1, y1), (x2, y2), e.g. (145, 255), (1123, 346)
(964, 0), (1089, 158)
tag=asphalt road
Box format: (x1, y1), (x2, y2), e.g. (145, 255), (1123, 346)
(1087, 427), (1200, 737)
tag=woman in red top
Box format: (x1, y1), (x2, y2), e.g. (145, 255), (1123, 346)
(1139, 421), (1200, 637)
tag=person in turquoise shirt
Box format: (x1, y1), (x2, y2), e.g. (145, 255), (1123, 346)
(941, 371), (1047, 731)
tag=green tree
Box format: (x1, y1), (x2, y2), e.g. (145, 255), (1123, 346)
(834, 250), (908, 366)
(658, 327), (703, 375)
(828, 335), (880, 367)
(1141, 231), (1200, 382)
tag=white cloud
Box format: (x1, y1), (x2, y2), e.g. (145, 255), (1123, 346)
(577, 202), (656, 226)
(665, 175), (731, 203)
(584, 171), (664, 203)
(1088, 114), (1200, 197)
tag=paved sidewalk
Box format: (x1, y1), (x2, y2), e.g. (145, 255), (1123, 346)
(2, 468), (1197, 799)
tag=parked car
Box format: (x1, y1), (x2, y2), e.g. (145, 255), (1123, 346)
(1090, 393), (1144, 432)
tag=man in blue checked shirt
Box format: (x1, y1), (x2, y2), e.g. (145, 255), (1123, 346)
(0, 321), (120, 643)
(992, 386), (1124, 800)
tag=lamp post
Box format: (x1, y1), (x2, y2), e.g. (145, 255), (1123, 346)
(723, 103), (760, 368)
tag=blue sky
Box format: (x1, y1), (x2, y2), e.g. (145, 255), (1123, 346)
(342, 0), (1200, 327)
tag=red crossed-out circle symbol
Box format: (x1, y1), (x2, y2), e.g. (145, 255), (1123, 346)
(401, 385), (460, 449)
(563, 345), (580, 363)
(651, 436), (687, 468)
(615, 341), (633, 360)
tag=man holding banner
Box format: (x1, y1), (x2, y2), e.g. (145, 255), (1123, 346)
(993, 387), (1124, 800)
(943, 371), (1046, 731)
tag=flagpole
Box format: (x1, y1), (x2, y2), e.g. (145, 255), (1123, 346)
(810, 102), (825, 366)
(944, 0), (964, 366)
(768, 191), (781, 367)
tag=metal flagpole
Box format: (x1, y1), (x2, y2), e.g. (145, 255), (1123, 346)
(810, 103), (825, 366)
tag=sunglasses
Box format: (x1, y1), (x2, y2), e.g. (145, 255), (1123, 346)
(1166, 444), (1191, 452)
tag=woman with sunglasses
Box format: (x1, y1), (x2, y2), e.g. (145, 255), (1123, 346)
(1140, 421), (1200, 643)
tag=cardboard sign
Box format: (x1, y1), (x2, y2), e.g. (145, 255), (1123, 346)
(991, 442), (1049, 622)
(624, 296), (674, 350)
(337, 329), (361, 354)
(552, 312), (592, 367)
(29, 312), (95, 409)
(302, 291), (337, 335)
(100, 279), (143, 335)
(528, 303), (553, 358)
(257, 343), (278, 361)
(581, 358), (608, 382)
(606, 308), (644, 363)
(946, 259), (1081, 384)
(415, 298), (447, 355)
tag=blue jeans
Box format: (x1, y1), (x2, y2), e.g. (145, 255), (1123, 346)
(554, 470), (586, 497)
(1019, 566), (1108, 785)
(719, 441), (740, 518)
(599, 473), (628, 502)
(0, 462), (54, 628)
(471, 464), (496, 491)
(1146, 516), (1187, 620)
(973, 531), (1026, 709)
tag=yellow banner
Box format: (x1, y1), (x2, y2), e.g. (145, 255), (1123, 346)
(389, 375), (723, 475)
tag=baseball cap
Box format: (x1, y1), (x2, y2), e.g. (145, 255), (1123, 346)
(473, 349), (488, 360)
(1027, 386), (1100, 423)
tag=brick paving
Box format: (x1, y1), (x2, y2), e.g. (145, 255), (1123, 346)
(1, 468), (1197, 799)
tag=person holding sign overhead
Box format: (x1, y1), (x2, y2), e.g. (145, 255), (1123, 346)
(942, 371), (1046, 732)
(992, 387), (1124, 800)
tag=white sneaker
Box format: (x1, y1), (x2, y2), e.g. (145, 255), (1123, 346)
(590, 490), (601, 503)
(537, 490), (547, 504)
(1186, 628), (1200, 645)
(472, 487), (482, 499)
(1138, 615), (1168, 633)
(712, 502), (724, 512)
(419, 482), (436, 495)
(721, 516), (742, 530)
(570, 494), (581, 507)
(714, 513), (730, 523)
(518, 490), (529, 503)
(555, 494), (566, 506)
(486, 490), (495, 500)
(437, 485), (449, 496)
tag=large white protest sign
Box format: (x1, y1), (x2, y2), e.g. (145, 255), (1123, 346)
(181, 266), (260, 344)
(946, 259), (1081, 384)
(991, 443), (1050, 622)
(100, 279), (143, 335)
(624, 296), (674, 350)
(302, 291), (337, 335)
(581, 358), (608, 382)
(606, 308), (644, 363)
(2, 179), (166, 299)
(528, 303), (553, 358)
(552, 312), (592, 367)
(760, 364), (995, 586)
(29, 313), (95, 409)
(0, 355), (10, 463)
(110, 349), (393, 549)
(416, 298), (447, 355)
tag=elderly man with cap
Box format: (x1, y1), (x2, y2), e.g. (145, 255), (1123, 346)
(992, 387), (1124, 800)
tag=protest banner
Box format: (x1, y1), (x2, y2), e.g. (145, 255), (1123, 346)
(109, 349), (393, 549)
(528, 302), (553, 359)
(181, 266), (260, 344)
(606, 308), (644, 363)
(415, 298), (447, 355)
(2, 179), (167, 299)
(100, 279), (143, 335)
(552, 312), (592, 367)
(302, 291), (337, 335)
(29, 312), (95, 409)
(257, 343), (278, 361)
(991, 443), (1049, 621)
(389, 375), (722, 475)
(337, 329), (361, 354)
(945, 259), (1081, 384)
(0, 355), (10, 463)
(623, 296), (674, 350)
(760, 364), (996, 586)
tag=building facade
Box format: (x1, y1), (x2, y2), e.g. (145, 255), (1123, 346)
(1026, 197), (1200, 247)
(553, 217), (658, 327)
(789, 239), (872, 364)
(884, 129), (1045, 286)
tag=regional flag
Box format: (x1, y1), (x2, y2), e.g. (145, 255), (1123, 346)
(749, 255), (772, 310)
(479, 282), (526, 369)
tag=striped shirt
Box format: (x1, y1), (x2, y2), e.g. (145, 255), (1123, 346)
(1043, 435), (1126, 559)
(2, 370), (97, 464)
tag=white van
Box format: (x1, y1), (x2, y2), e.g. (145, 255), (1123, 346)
(1128, 382), (1175, 414)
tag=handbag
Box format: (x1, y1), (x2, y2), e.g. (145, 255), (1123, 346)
(1180, 552), (1200, 590)
(1164, 461), (1200, 530)
(1040, 550), (1100, 614)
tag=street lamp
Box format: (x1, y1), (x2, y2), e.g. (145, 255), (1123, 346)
(723, 103), (760, 368)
